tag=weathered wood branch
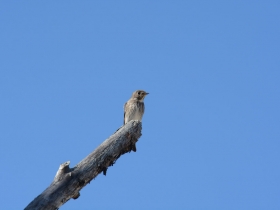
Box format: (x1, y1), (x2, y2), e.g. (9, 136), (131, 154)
(25, 120), (142, 210)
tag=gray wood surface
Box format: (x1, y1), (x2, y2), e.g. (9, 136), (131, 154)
(25, 120), (142, 210)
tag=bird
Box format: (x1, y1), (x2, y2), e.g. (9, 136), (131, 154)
(124, 90), (149, 125)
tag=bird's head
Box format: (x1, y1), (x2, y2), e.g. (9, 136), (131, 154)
(132, 90), (149, 101)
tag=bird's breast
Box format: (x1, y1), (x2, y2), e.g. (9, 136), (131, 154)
(125, 101), (144, 123)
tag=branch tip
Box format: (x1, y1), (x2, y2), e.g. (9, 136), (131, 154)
(54, 161), (71, 181)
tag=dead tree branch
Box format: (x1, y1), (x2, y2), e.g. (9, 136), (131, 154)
(25, 120), (142, 210)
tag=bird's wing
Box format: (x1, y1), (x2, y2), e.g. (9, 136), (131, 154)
(123, 102), (127, 125)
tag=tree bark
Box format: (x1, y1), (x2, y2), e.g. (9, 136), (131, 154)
(25, 120), (142, 210)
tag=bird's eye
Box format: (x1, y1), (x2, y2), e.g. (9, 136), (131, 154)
(138, 92), (141, 95)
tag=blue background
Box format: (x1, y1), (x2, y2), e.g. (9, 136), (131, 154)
(1, 1), (279, 209)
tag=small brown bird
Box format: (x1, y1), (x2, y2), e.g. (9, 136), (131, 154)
(124, 90), (149, 125)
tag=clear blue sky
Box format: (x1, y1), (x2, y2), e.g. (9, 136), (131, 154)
(1, 1), (279, 209)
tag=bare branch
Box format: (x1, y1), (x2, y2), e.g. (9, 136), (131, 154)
(25, 120), (142, 210)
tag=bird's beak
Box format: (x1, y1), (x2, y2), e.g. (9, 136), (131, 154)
(145, 92), (149, 95)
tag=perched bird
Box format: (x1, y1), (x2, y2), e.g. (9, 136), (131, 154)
(124, 90), (149, 125)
